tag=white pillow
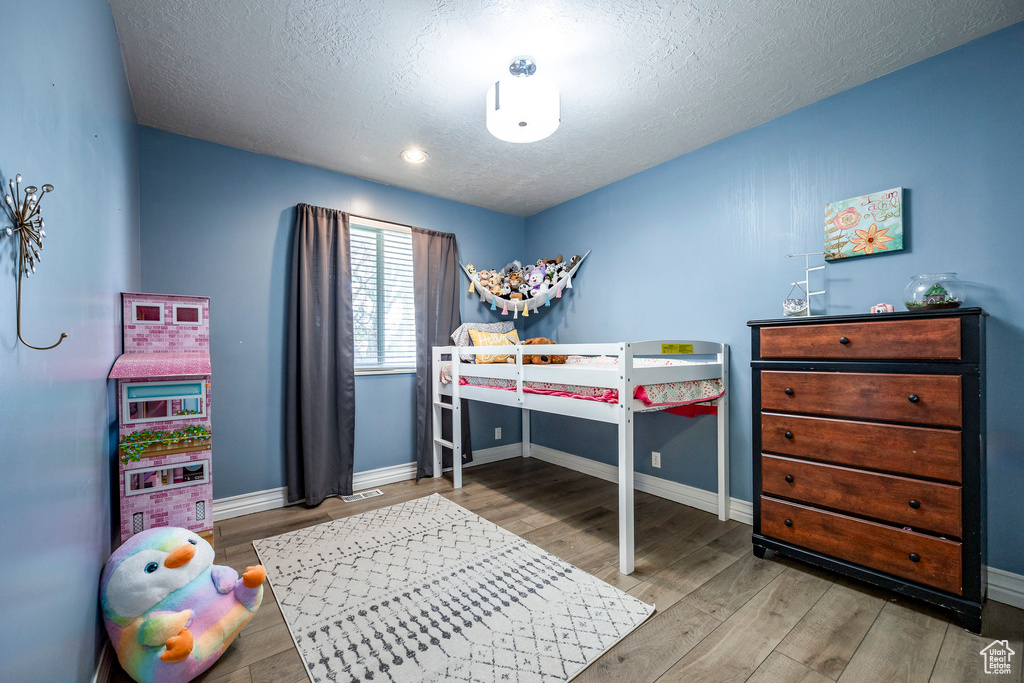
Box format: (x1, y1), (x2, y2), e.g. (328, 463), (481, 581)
(451, 321), (515, 362)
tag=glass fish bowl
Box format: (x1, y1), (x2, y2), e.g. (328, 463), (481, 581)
(904, 273), (965, 312)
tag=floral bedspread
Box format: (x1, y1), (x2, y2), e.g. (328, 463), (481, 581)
(439, 355), (724, 412)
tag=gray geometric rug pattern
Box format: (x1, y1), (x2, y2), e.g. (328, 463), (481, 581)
(253, 493), (654, 683)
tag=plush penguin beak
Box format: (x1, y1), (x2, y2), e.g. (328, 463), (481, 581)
(164, 543), (196, 568)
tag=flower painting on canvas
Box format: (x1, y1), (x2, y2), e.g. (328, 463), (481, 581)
(824, 187), (903, 261)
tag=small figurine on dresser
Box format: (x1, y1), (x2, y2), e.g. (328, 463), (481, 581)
(109, 293), (214, 547)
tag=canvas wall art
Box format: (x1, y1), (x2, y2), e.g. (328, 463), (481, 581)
(824, 187), (903, 261)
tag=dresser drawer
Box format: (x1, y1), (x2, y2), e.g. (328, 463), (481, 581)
(761, 497), (962, 594)
(759, 318), (961, 360)
(761, 371), (962, 428)
(761, 454), (962, 536)
(760, 413), (961, 482)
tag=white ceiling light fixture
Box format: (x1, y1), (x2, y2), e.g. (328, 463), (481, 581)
(486, 56), (560, 144)
(401, 149), (429, 163)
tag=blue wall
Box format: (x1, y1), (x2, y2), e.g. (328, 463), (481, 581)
(523, 23), (1024, 575)
(0, 1), (140, 680)
(139, 128), (525, 498)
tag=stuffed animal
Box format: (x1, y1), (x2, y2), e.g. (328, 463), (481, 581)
(100, 527), (265, 683)
(521, 337), (567, 364)
(483, 270), (502, 295)
(507, 269), (523, 291)
(525, 266), (548, 297)
(476, 269), (491, 292)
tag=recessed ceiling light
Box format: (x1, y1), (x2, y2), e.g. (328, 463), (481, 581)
(401, 149), (429, 163)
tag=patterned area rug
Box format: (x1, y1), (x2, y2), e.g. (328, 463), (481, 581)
(253, 493), (653, 682)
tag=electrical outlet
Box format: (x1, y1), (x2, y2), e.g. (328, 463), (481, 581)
(652, 451), (661, 468)
(494, 427), (502, 440)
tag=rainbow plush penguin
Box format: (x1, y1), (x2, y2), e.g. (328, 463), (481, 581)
(100, 527), (265, 683)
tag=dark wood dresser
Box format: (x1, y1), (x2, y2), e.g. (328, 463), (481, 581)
(748, 308), (986, 632)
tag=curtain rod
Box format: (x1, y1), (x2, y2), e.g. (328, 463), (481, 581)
(298, 205), (454, 238)
(347, 213), (456, 239)
(346, 213), (419, 231)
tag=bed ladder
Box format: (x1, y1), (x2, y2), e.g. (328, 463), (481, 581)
(431, 347), (462, 488)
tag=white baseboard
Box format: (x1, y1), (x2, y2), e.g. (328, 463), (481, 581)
(213, 486), (292, 521)
(212, 444), (523, 521)
(443, 442), (524, 471)
(92, 642), (113, 683)
(352, 461), (418, 490)
(725, 498), (754, 526)
(988, 566), (1024, 610)
(528, 444), (752, 524)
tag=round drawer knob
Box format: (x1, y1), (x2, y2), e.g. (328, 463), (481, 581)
(909, 500), (921, 509)
(839, 336), (850, 345)
(784, 431), (793, 439)
(908, 394), (920, 403)
(785, 387), (794, 396)
(909, 553), (921, 563)
(784, 519), (793, 527)
(785, 475), (794, 483)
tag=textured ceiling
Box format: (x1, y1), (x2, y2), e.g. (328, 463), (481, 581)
(109, 0), (1024, 217)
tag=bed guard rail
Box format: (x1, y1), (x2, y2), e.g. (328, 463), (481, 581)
(432, 340), (727, 395)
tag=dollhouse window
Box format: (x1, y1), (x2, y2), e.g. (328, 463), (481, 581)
(173, 304), (202, 325)
(124, 459), (210, 497)
(350, 218), (416, 373)
(123, 380), (207, 424)
(132, 302), (164, 324)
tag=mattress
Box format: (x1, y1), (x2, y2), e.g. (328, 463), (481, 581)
(440, 355), (724, 414)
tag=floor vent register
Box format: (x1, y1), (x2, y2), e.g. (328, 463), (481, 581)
(340, 488), (384, 503)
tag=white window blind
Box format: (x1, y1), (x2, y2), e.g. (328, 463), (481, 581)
(350, 219), (416, 371)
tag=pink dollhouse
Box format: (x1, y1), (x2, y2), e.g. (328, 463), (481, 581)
(108, 293), (214, 546)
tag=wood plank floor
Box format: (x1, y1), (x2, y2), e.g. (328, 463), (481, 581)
(111, 457), (1023, 683)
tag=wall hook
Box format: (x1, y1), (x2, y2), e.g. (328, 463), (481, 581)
(3, 174), (68, 350)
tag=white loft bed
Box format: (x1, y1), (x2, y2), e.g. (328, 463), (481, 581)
(431, 340), (730, 575)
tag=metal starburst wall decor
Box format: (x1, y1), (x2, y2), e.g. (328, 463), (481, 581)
(3, 174), (68, 350)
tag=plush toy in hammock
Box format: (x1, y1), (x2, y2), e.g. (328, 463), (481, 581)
(100, 527), (265, 683)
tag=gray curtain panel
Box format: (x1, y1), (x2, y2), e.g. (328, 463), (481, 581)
(412, 227), (472, 478)
(285, 204), (355, 506)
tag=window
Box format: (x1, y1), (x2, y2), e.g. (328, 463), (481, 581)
(132, 302), (164, 324)
(123, 380), (207, 424)
(173, 304), (202, 324)
(350, 217), (416, 372)
(124, 459), (210, 496)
